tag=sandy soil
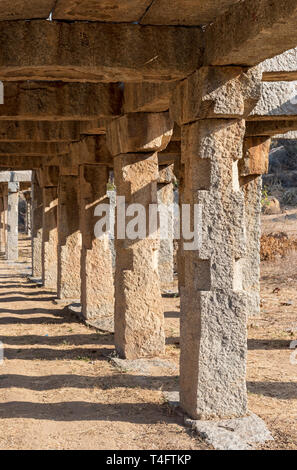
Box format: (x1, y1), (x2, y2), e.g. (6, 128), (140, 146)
(0, 235), (296, 450)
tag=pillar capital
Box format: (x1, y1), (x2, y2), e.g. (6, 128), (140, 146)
(170, 66), (262, 126)
(106, 112), (174, 156)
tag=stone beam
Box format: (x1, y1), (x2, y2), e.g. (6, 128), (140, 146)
(262, 48), (297, 81)
(0, 82), (122, 120)
(0, 143), (68, 156)
(249, 81), (297, 120)
(124, 82), (176, 113)
(140, 0), (240, 26)
(246, 121), (297, 137)
(0, 120), (102, 142)
(0, 1), (55, 20)
(54, 0), (152, 22)
(0, 21), (203, 82)
(205, 0), (297, 66)
(0, 155), (59, 169)
(0, 171), (32, 182)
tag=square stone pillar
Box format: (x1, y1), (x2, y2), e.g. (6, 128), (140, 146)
(42, 187), (58, 289)
(6, 182), (19, 261)
(57, 172), (81, 300)
(0, 187), (7, 253)
(31, 171), (43, 278)
(157, 165), (175, 285)
(107, 112), (174, 359)
(24, 191), (32, 236)
(79, 163), (114, 321)
(240, 137), (271, 318)
(41, 166), (59, 290)
(170, 66), (262, 419)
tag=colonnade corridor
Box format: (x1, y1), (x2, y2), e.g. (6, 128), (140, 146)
(0, 236), (295, 449)
(0, 235), (207, 450)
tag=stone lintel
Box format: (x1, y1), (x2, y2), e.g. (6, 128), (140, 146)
(107, 112), (174, 156)
(124, 82), (176, 113)
(0, 82), (122, 120)
(0, 21), (203, 82)
(246, 120), (297, 137)
(0, 142), (69, 156)
(205, 0), (297, 66)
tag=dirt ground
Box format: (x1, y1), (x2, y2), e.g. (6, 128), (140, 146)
(0, 234), (296, 450)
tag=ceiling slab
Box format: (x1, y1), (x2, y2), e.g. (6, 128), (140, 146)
(141, 0), (241, 26)
(0, 0), (55, 20)
(54, 0), (151, 22)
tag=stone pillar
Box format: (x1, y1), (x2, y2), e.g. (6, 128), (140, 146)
(42, 187), (58, 289)
(79, 163), (114, 321)
(0, 188), (6, 253)
(107, 112), (174, 359)
(41, 166), (59, 289)
(170, 66), (262, 419)
(240, 136), (271, 317)
(24, 191), (32, 236)
(31, 171), (43, 278)
(157, 165), (175, 285)
(1, 186), (8, 255)
(6, 182), (19, 261)
(57, 171), (81, 300)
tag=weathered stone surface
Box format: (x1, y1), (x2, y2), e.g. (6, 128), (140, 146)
(77, 136), (113, 167)
(0, 190), (7, 253)
(241, 176), (262, 317)
(0, 143), (68, 156)
(171, 67), (261, 126)
(0, 1), (54, 20)
(107, 113), (173, 155)
(57, 175), (81, 300)
(124, 82), (176, 113)
(249, 81), (297, 120)
(79, 163), (114, 321)
(205, 0), (297, 66)
(42, 186), (58, 289)
(180, 119), (248, 419)
(185, 412), (273, 450)
(141, 0), (240, 26)
(240, 137), (271, 176)
(54, 0), (151, 22)
(6, 183), (19, 261)
(31, 171), (43, 278)
(0, 155), (59, 170)
(114, 152), (165, 359)
(262, 48), (297, 81)
(0, 171), (31, 182)
(39, 166), (59, 188)
(0, 121), (100, 142)
(0, 82), (122, 120)
(246, 121), (297, 137)
(274, 130), (297, 139)
(0, 21), (203, 82)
